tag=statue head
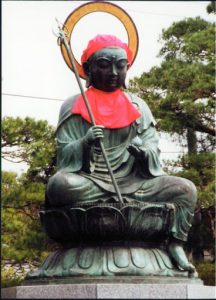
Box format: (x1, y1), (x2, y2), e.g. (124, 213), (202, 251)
(81, 35), (133, 92)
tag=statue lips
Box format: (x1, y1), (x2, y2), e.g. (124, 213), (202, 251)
(108, 80), (118, 87)
(107, 77), (119, 88)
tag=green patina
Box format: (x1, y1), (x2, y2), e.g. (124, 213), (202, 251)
(27, 45), (198, 280)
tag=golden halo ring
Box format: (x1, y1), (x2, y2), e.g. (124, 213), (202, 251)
(60, 2), (139, 79)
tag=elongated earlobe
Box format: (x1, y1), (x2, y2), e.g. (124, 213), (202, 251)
(83, 61), (91, 88)
(123, 81), (127, 89)
(85, 75), (91, 88)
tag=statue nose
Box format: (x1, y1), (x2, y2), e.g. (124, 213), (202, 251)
(111, 64), (118, 76)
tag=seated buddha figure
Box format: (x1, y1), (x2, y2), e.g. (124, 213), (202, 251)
(46, 35), (197, 272)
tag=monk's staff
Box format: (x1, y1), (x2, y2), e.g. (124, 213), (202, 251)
(57, 21), (124, 204)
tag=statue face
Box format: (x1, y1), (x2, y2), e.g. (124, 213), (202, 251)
(85, 47), (129, 92)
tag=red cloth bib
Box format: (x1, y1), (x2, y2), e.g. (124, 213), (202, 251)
(71, 87), (141, 128)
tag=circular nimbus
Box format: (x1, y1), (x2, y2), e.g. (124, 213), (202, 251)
(60, 2), (139, 79)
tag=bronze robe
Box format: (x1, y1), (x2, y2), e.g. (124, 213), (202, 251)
(47, 93), (197, 241)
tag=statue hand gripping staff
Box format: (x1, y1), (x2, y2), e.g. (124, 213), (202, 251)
(26, 2), (200, 281)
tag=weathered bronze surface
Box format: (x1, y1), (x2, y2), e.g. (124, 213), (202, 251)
(40, 202), (174, 243)
(27, 203), (198, 279)
(27, 244), (194, 278)
(26, 4), (199, 280)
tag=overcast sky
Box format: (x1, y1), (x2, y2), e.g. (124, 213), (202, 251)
(2, 1), (214, 174)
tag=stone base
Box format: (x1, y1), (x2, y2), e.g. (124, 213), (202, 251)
(23, 275), (203, 285)
(2, 279), (215, 299)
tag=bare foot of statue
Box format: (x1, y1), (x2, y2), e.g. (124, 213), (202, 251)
(168, 241), (196, 272)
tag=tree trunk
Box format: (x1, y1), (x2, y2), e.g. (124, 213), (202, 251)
(187, 128), (197, 154)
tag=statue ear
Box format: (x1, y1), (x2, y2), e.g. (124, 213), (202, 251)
(85, 75), (91, 88)
(123, 64), (129, 89)
(83, 62), (91, 88)
(83, 62), (90, 76)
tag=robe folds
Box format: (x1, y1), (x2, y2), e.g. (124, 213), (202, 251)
(56, 92), (165, 193)
(46, 92), (197, 242)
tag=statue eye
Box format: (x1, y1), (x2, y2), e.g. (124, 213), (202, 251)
(116, 59), (128, 69)
(95, 58), (128, 70)
(96, 59), (110, 69)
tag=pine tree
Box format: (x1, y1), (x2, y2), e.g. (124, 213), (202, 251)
(128, 16), (215, 261)
(2, 117), (57, 284)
